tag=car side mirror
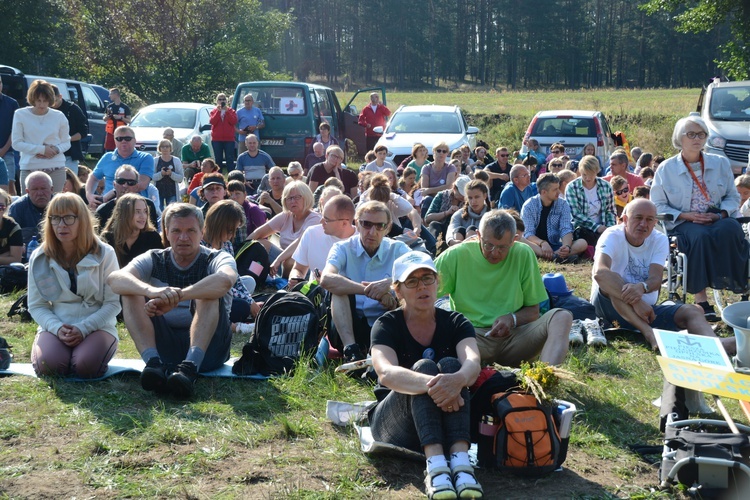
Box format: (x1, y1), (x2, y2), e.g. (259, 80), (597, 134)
(347, 105), (358, 115)
(467, 126), (480, 134)
(200, 124), (211, 132)
(373, 126), (384, 134)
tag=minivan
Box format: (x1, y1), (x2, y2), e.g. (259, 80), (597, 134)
(697, 79), (750, 175)
(231, 81), (382, 166)
(0, 65), (107, 156)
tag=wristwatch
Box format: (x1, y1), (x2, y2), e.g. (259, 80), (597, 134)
(641, 282), (649, 293)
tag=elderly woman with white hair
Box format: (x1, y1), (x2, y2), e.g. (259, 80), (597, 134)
(651, 113), (749, 319)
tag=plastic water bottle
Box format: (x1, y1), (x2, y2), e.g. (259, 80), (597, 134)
(26, 236), (39, 262)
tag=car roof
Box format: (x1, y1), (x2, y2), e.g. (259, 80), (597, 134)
(236, 81), (333, 91)
(709, 81), (750, 89)
(395, 105), (460, 113)
(137, 102), (211, 110)
(534, 110), (600, 118)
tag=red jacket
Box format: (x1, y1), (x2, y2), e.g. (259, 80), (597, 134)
(209, 107), (238, 142)
(358, 104), (391, 137)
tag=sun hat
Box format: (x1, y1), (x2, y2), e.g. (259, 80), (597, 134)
(202, 176), (226, 188)
(393, 251), (437, 283)
(454, 175), (472, 197)
(542, 272), (573, 297)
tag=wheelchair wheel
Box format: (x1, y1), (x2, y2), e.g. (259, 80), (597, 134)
(712, 288), (749, 315)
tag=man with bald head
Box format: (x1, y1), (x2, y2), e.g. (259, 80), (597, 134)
(498, 164), (537, 213)
(592, 198), (732, 351)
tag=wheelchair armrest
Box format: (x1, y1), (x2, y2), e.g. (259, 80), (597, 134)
(656, 213), (674, 222)
(736, 217), (750, 224)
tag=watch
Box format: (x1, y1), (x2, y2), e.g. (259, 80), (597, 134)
(641, 282), (649, 293)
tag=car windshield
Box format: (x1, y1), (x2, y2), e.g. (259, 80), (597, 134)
(131, 108), (197, 129)
(386, 112), (461, 134)
(709, 86), (750, 121)
(532, 117), (596, 137)
(237, 86), (307, 115)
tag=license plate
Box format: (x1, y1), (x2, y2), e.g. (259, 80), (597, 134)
(565, 147), (578, 155)
(261, 139), (285, 146)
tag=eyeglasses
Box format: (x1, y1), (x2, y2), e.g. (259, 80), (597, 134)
(403, 274), (437, 288)
(0, 204), (6, 210)
(115, 136), (134, 142)
(615, 187), (630, 195)
(358, 220), (388, 231)
(329, 154), (344, 160)
(49, 215), (78, 226)
(516, 173), (530, 178)
(481, 240), (508, 254)
(244, 99), (253, 102)
(158, 146), (171, 150)
(218, 99), (226, 103)
(323, 216), (348, 224)
(499, 154), (509, 157)
(285, 195), (302, 203)
(115, 178), (138, 186)
(684, 131), (708, 140)
(552, 149), (563, 154)
(434, 149), (448, 154)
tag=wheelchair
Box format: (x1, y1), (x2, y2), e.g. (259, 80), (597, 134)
(658, 214), (750, 313)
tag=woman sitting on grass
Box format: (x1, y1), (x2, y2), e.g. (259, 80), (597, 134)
(0, 188), (22, 265)
(29, 193), (120, 378)
(369, 251), (483, 499)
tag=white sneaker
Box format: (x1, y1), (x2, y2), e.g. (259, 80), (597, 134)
(583, 318), (607, 347)
(568, 319), (584, 345)
(234, 322), (255, 335)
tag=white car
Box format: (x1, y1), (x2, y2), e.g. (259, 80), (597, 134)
(520, 110), (616, 165)
(373, 105), (479, 166)
(130, 102), (214, 156)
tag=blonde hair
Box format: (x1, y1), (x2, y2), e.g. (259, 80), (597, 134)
(281, 180), (314, 213)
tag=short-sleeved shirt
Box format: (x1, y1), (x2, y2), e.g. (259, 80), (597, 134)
(364, 160), (397, 173)
(591, 224), (668, 306)
(327, 235), (410, 324)
(371, 308), (475, 368)
(436, 240), (548, 328)
(92, 149), (155, 194)
(126, 246), (236, 328)
(236, 150), (275, 180)
(603, 172), (645, 194)
(484, 160), (511, 200)
(266, 210), (322, 249)
(307, 162), (358, 196)
(0, 216), (23, 255)
(292, 224), (354, 276)
(236, 106), (264, 141)
(422, 163), (457, 189)
(181, 143), (212, 166)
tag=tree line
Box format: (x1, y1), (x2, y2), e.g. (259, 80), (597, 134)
(1, 0), (746, 105)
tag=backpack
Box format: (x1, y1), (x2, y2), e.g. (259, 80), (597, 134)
(235, 240), (270, 286)
(0, 264), (28, 294)
(489, 391), (563, 477)
(291, 280), (329, 337)
(232, 290), (320, 376)
(8, 293), (32, 322)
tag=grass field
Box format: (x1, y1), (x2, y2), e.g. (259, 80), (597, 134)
(2, 87), (746, 499)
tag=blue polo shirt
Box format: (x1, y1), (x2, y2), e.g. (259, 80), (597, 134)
(235, 150), (275, 180)
(0, 93), (20, 148)
(92, 149), (154, 194)
(327, 235), (410, 325)
(236, 106), (264, 141)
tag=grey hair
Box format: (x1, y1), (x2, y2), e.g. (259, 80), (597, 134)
(609, 152), (629, 166)
(479, 209), (517, 240)
(163, 202), (204, 231)
(672, 114), (709, 150)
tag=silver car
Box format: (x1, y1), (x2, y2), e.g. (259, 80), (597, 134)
(130, 102), (214, 156)
(698, 80), (750, 175)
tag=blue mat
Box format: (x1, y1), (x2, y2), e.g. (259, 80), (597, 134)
(0, 358), (271, 382)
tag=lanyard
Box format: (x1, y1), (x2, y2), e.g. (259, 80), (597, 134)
(681, 153), (710, 201)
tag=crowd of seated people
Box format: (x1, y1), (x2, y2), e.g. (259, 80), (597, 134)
(9, 106), (750, 498)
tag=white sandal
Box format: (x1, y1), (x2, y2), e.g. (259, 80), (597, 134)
(451, 464), (483, 499)
(424, 465), (457, 500)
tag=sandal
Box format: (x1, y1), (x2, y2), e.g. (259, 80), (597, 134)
(424, 465), (457, 500)
(451, 464), (483, 499)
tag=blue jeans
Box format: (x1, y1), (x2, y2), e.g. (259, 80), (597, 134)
(212, 141), (235, 171)
(369, 357), (471, 452)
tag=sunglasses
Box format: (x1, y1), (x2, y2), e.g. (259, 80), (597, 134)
(403, 274), (437, 288)
(218, 99), (226, 103)
(615, 187), (630, 195)
(115, 178), (138, 186)
(434, 149), (448, 154)
(115, 136), (134, 142)
(358, 220), (388, 231)
(552, 149), (563, 154)
(550, 163), (563, 168)
(0, 204), (6, 210)
(499, 154), (509, 157)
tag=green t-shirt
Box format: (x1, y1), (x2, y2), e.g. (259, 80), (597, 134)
(181, 143), (212, 165)
(435, 240), (547, 328)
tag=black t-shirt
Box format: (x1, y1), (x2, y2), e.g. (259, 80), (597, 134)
(102, 229), (163, 268)
(106, 101), (131, 130)
(485, 161), (511, 200)
(536, 204), (552, 242)
(0, 216), (23, 255)
(371, 308), (475, 370)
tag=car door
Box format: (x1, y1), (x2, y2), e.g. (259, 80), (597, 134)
(339, 87), (386, 158)
(198, 106), (213, 155)
(80, 84), (105, 155)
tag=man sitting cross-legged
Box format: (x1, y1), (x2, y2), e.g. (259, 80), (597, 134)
(591, 198), (735, 353)
(521, 172), (588, 264)
(107, 203), (237, 398)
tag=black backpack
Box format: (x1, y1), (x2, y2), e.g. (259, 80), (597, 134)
(0, 264), (28, 294)
(232, 290), (320, 376)
(291, 280), (329, 337)
(235, 240), (270, 286)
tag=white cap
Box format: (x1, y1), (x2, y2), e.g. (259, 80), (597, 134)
(392, 251), (437, 283)
(454, 175), (472, 197)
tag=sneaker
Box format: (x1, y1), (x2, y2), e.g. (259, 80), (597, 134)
(583, 318), (607, 347)
(697, 301), (719, 322)
(234, 322), (254, 335)
(167, 361), (198, 398)
(568, 319), (584, 345)
(141, 357), (169, 393)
